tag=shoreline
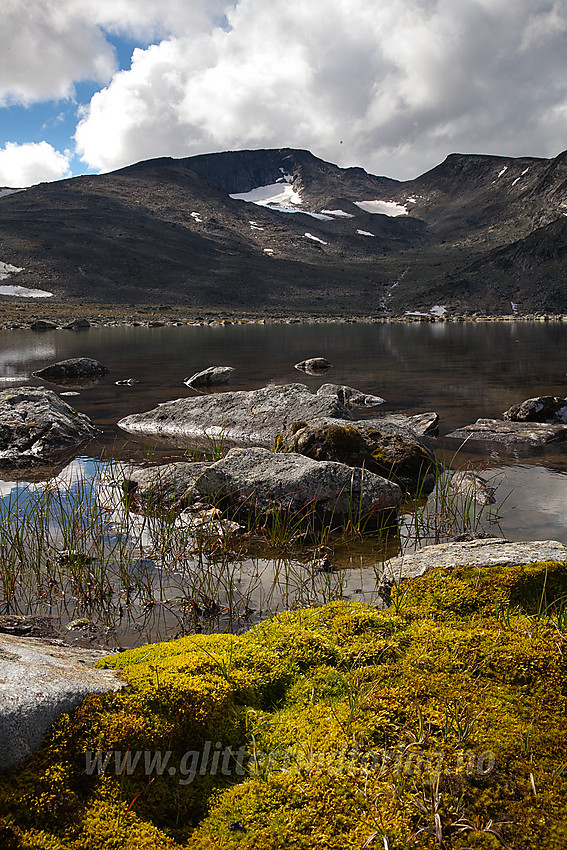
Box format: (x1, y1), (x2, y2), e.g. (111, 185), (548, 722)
(0, 300), (565, 329)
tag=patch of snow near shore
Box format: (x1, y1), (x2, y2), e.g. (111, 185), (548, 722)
(321, 209), (354, 218)
(430, 305), (446, 316)
(354, 200), (408, 216)
(0, 285), (53, 298)
(357, 229), (375, 237)
(304, 233), (328, 245)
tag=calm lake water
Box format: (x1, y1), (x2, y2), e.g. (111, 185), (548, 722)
(1, 320), (567, 645)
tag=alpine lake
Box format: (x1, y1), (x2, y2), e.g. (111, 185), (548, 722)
(2, 318), (567, 648)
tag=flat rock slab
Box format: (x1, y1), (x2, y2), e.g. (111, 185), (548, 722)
(0, 386), (98, 466)
(446, 418), (567, 446)
(0, 635), (123, 770)
(383, 538), (567, 580)
(118, 383), (352, 446)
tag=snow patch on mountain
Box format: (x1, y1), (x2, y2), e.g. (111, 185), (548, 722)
(354, 200), (408, 216)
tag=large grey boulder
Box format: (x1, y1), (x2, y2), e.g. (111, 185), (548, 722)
(503, 396), (567, 423)
(118, 383), (352, 446)
(0, 386), (98, 466)
(278, 417), (438, 494)
(184, 366), (235, 388)
(0, 635), (123, 770)
(33, 357), (109, 385)
(446, 418), (567, 446)
(382, 538), (567, 581)
(191, 446), (402, 527)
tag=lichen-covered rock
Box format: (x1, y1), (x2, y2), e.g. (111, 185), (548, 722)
(503, 395), (567, 423)
(193, 446), (402, 526)
(0, 386), (98, 466)
(278, 417), (438, 494)
(0, 635), (123, 770)
(118, 383), (352, 446)
(446, 417), (567, 445)
(383, 537), (567, 580)
(33, 357), (109, 384)
(184, 366), (235, 388)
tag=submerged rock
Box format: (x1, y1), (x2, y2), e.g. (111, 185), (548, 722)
(382, 537), (567, 581)
(0, 386), (98, 466)
(503, 395), (567, 423)
(33, 357), (110, 385)
(184, 365), (235, 388)
(0, 634), (123, 769)
(193, 446), (402, 527)
(278, 417), (438, 494)
(446, 418), (567, 446)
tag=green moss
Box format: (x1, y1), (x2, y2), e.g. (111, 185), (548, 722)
(1, 562), (567, 848)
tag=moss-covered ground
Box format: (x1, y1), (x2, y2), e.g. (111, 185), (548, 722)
(1, 559), (567, 848)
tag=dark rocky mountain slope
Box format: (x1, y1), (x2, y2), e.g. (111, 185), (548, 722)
(0, 147), (565, 314)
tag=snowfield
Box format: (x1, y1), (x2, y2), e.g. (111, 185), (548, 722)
(354, 200), (408, 216)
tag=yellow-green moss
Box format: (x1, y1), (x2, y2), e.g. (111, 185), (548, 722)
(1, 561), (567, 848)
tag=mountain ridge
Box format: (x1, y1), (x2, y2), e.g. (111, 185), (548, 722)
(0, 147), (565, 314)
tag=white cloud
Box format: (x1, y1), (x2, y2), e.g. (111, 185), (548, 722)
(0, 0), (228, 106)
(0, 142), (71, 187)
(73, 0), (567, 179)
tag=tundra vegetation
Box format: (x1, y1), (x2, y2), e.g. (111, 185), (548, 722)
(0, 559), (566, 848)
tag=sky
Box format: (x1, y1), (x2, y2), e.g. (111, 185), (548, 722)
(0, 0), (566, 188)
